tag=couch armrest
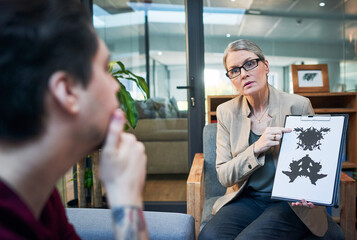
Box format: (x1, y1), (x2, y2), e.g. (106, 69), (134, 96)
(187, 153), (204, 239)
(339, 171), (356, 240)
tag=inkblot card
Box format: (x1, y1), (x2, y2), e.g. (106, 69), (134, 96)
(272, 114), (348, 206)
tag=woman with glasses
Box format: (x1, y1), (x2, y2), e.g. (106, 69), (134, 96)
(198, 39), (343, 240)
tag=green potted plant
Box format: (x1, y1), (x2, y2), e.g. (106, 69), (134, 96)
(109, 61), (149, 128)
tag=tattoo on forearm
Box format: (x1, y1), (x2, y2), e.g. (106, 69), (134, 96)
(112, 206), (147, 240)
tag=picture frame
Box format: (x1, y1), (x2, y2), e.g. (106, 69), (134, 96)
(291, 64), (330, 93)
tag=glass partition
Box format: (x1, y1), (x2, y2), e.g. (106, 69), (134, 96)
(93, 0), (188, 206)
(203, 0), (357, 98)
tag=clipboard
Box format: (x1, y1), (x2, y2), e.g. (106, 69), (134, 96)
(271, 114), (348, 206)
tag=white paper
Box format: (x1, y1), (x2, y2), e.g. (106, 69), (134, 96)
(272, 115), (345, 205)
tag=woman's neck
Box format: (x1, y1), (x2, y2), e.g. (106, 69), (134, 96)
(248, 85), (270, 134)
(247, 85), (269, 114)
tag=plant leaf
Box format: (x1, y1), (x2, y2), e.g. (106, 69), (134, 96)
(116, 61), (127, 73)
(124, 70), (149, 99)
(84, 178), (93, 189)
(109, 60), (149, 129)
(117, 82), (138, 128)
(111, 61), (149, 100)
(84, 168), (93, 189)
(123, 75), (149, 99)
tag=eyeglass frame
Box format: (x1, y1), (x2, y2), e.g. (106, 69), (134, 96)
(225, 58), (263, 79)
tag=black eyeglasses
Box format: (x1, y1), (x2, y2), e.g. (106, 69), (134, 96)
(225, 58), (261, 79)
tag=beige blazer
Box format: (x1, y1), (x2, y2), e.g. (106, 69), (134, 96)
(213, 85), (328, 237)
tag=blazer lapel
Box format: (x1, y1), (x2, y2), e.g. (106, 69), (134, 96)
(267, 85), (281, 127)
(230, 96), (251, 156)
(240, 97), (251, 151)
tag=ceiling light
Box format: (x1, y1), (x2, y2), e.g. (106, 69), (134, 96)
(319, 2), (325, 7)
(158, 51), (163, 56)
(226, 34), (231, 38)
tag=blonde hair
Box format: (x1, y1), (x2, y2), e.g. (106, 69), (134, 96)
(223, 39), (265, 71)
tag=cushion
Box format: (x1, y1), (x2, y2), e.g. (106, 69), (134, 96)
(203, 124), (225, 199)
(127, 119), (187, 141)
(200, 124), (226, 231)
(169, 97), (181, 117)
(135, 98), (180, 119)
(136, 101), (157, 119)
(66, 208), (195, 240)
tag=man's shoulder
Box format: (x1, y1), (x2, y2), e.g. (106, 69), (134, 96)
(0, 182), (79, 240)
(0, 183), (34, 239)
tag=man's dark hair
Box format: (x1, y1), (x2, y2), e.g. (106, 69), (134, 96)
(0, 0), (98, 141)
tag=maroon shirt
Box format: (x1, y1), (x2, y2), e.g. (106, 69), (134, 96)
(0, 180), (80, 240)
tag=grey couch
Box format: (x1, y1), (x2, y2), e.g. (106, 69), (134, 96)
(127, 118), (188, 174)
(66, 208), (195, 240)
(125, 98), (188, 174)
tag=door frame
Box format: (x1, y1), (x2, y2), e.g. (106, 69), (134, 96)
(185, 0), (205, 167)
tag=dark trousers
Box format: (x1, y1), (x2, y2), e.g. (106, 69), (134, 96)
(198, 189), (344, 240)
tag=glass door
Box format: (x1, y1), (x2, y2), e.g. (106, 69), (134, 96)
(93, 0), (189, 211)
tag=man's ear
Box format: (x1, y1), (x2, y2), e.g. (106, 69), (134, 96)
(48, 71), (80, 114)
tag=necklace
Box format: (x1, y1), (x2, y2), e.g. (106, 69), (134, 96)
(252, 105), (269, 123)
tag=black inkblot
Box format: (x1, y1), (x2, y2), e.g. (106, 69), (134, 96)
(294, 127), (330, 151)
(303, 73), (317, 81)
(282, 154), (327, 185)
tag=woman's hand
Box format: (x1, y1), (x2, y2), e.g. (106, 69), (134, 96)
(253, 127), (292, 156)
(292, 199), (316, 209)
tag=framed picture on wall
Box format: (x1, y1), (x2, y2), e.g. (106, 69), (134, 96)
(291, 64), (330, 93)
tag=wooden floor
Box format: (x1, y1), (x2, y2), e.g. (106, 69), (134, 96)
(143, 174), (187, 202)
(65, 172), (188, 203)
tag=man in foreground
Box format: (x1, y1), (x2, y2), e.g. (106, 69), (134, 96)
(0, 0), (148, 239)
